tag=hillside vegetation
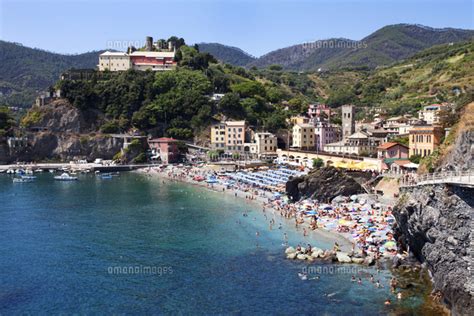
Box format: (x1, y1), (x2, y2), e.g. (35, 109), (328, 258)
(16, 36), (474, 144)
(0, 40), (102, 106)
(249, 24), (474, 71)
(197, 43), (256, 66)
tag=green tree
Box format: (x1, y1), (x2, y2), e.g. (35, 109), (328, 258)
(312, 158), (324, 169)
(0, 107), (15, 136)
(218, 93), (243, 119)
(231, 81), (266, 98)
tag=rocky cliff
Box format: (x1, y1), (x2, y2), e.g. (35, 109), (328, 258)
(285, 167), (370, 202)
(8, 100), (138, 163)
(394, 185), (473, 315)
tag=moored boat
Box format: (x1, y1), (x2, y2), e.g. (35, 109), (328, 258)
(13, 177), (34, 183)
(54, 173), (78, 181)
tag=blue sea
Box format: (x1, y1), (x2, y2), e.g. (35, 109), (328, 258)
(0, 172), (430, 314)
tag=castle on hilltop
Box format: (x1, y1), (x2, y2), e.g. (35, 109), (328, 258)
(98, 36), (177, 72)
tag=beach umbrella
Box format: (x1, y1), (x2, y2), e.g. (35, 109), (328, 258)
(338, 219), (350, 225)
(384, 241), (396, 249)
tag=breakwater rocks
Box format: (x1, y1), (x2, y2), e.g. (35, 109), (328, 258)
(285, 246), (376, 265)
(286, 167), (369, 202)
(394, 184), (474, 315)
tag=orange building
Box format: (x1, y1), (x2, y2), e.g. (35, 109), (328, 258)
(409, 125), (443, 157)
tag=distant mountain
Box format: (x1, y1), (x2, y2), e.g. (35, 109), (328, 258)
(0, 40), (102, 106)
(197, 43), (256, 66)
(248, 24), (474, 71)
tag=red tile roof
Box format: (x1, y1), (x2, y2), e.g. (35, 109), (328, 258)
(393, 159), (411, 166)
(377, 142), (408, 150)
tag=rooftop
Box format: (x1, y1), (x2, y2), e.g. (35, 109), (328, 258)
(130, 51), (175, 58)
(225, 121), (246, 126)
(100, 51), (128, 57)
(377, 142), (408, 150)
(295, 123), (314, 128)
(348, 131), (369, 139)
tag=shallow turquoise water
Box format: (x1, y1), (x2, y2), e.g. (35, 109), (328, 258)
(0, 173), (422, 314)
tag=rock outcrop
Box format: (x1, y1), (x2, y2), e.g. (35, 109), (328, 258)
(14, 132), (124, 162)
(394, 184), (474, 315)
(7, 99), (142, 163)
(286, 166), (369, 202)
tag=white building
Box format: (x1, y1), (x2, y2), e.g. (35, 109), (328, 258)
(418, 104), (449, 125)
(292, 123), (315, 150)
(98, 52), (132, 71)
(324, 131), (379, 156)
(98, 51), (176, 72)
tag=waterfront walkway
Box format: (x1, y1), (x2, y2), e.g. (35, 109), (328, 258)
(400, 170), (474, 188)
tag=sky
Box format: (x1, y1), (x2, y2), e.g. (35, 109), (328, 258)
(0, 0), (473, 57)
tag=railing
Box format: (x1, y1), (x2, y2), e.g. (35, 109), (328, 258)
(400, 170), (474, 188)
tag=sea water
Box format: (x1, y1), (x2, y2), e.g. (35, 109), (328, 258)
(0, 173), (431, 314)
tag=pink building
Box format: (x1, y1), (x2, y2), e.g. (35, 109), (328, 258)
(308, 103), (331, 120)
(314, 121), (341, 151)
(148, 137), (179, 163)
(377, 142), (408, 159)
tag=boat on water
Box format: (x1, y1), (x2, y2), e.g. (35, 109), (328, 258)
(21, 175), (37, 180)
(99, 173), (113, 179)
(6, 169), (15, 174)
(13, 177), (34, 183)
(54, 173), (78, 181)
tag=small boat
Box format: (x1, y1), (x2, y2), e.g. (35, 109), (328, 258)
(49, 169), (55, 173)
(13, 177), (34, 183)
(100, 173), (113, 179)
(6, 169), (15, 174)
(21, 175), (37, 180)
(54, 173), (78, 181)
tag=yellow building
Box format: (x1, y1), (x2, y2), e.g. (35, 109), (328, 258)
(409, 125), (443, 157)
(292, 123), (315, 150)
(210, 123), (226, 149)
(289, 116), (309, 125)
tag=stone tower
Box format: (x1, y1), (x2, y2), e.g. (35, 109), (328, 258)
(342, 104), (355, 139)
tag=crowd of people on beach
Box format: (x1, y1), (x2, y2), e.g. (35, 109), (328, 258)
(140, 163), (410, 307)
(142, 164), (398, 259)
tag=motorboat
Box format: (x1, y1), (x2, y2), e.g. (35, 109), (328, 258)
(54, 173), (78, 181)
(13, 177), (34, 183)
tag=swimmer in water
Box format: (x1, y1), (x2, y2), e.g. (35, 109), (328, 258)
(358, 278), (362, 285)
(384, 299), (391, 305)
(351, 275), (356, 282)
(397, 292), (402, 300)
(370, 274), (374, 283)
